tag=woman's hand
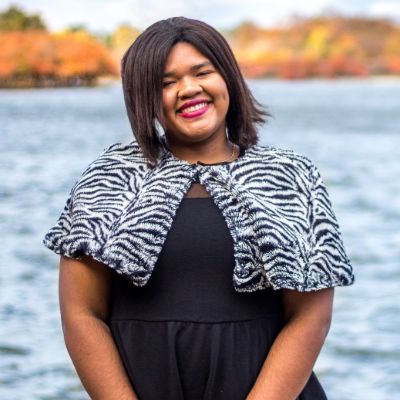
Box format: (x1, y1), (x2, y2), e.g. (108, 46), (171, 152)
(246, 287), (334, 400)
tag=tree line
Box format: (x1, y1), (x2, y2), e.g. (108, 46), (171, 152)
(1, 5), (399, 87)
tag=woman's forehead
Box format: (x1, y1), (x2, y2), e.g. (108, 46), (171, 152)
(164, 42), (211, 72)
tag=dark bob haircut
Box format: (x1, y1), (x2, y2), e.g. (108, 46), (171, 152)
(121, 16), (271, 167)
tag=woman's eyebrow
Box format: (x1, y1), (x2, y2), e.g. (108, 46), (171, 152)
(163, 61), (212, 77)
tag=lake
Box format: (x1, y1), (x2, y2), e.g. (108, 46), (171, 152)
(0, 79), (399, 399)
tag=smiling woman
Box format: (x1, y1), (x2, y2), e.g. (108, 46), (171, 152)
(43, 16), (354, 400)
(120, 16), (268, 167)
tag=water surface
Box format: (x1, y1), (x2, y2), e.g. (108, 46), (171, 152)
(1, 79), (399, 399)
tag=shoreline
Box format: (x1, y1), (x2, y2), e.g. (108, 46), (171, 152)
(1, 74), (399, 89)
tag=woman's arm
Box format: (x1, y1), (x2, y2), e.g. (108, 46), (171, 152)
(246, 287), (334, 400)
(59, 255), (139, 400)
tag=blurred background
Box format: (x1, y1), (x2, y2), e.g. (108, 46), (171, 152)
(0, 1), (399, 399)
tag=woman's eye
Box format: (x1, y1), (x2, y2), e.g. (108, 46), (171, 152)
(163, 81), (174, 87)
(197, 70), (212, 76)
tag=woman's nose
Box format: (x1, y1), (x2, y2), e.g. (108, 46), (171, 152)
(178, 77), (202, 98)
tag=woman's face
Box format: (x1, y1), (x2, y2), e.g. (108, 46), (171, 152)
(161, 42), (230, 146)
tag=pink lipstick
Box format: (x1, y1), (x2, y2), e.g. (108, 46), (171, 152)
(179, 104), (210, 119)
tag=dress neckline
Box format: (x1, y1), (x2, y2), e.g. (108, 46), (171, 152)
(182, 197), (213, 200)
(195, 146), (245, 166)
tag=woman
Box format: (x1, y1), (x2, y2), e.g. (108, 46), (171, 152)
(43, 17), (354, 400)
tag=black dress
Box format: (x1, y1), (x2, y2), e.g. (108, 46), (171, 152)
(108, 195), (327, 400)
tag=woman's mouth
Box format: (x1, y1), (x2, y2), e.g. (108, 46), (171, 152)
(178, 102), (211, 119)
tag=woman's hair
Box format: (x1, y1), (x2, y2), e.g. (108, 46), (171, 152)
(121, 16), (271, 167)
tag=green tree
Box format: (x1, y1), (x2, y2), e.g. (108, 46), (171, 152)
(0, 4), (47, 31)
(65, 24), (88, 33)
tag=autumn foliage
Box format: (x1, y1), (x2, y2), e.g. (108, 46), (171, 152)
(0, 30), (119, 87)
(228, 16), (400, 79)
(1, 5), (400, 87)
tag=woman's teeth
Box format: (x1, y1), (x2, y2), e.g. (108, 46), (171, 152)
(180, 102), (208, 113)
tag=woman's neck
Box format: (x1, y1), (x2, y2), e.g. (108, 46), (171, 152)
(164, 137), (239, 165)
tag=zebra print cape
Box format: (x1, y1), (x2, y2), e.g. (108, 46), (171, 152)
(43, 141), (354, 292)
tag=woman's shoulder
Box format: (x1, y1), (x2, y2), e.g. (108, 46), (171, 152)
(77, 140), (147, 174)
(91, 140), (147, 165)
(71, 140), (148, 197)
(251, 143), (316, 175)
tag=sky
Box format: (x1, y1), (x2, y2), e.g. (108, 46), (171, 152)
(2, 0), (400, 33)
